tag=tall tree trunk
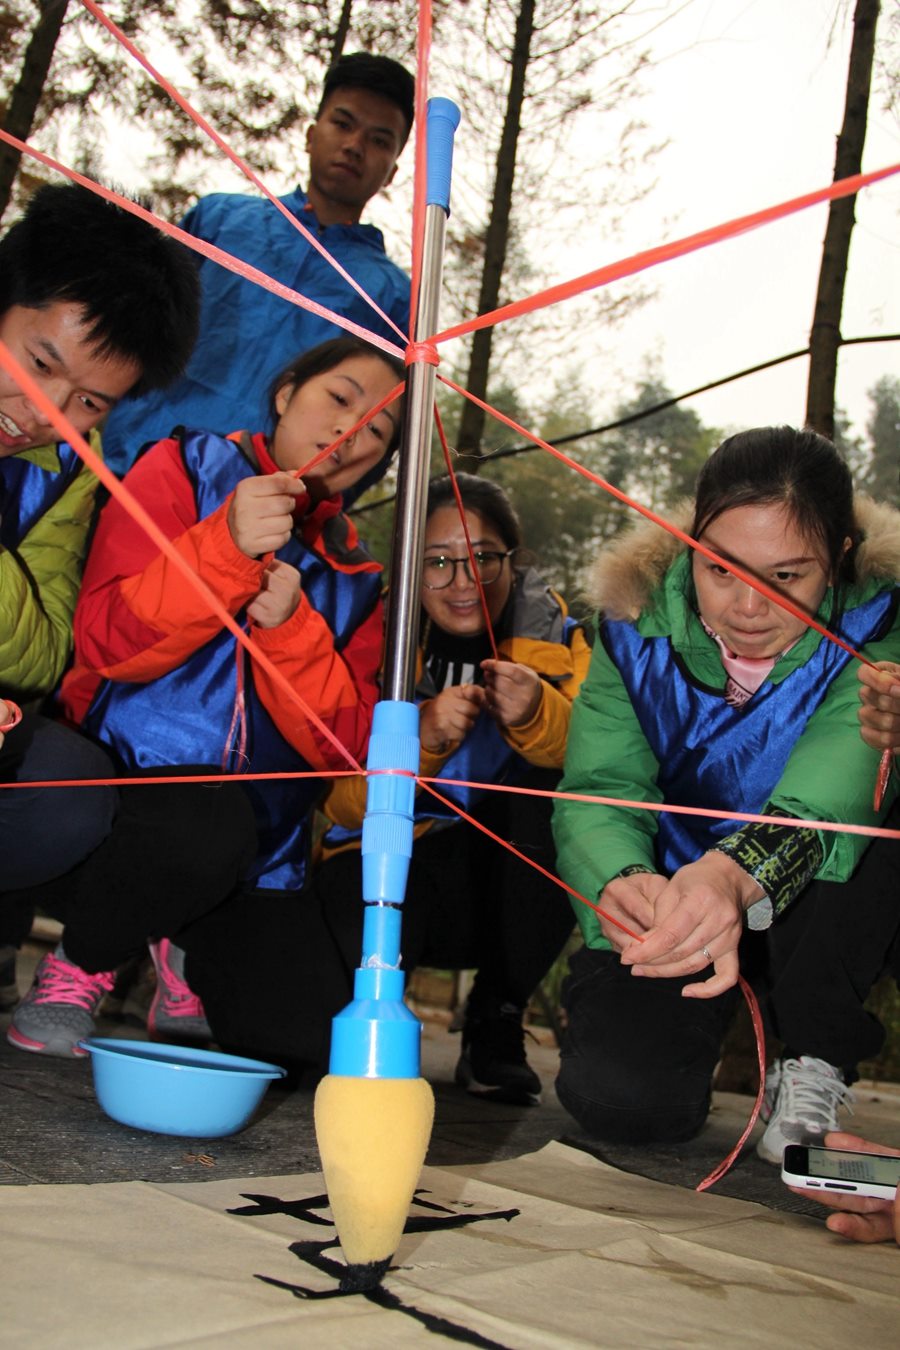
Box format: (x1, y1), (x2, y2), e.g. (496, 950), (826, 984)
(0, 0), (71, 225)
(805, 0), (880, 439)
(457, 0), (535, 460)
(329, 0), (353, 66)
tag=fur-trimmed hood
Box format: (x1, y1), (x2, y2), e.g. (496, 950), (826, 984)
(587, 494), (900, 621)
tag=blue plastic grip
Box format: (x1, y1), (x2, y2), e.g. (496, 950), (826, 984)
(329, 990), (422, 1078)
(361, 903), (402, 970)
(327, 698), (424, 1077)
(426, 97), (461, 212)
(361, 700), (419, 907)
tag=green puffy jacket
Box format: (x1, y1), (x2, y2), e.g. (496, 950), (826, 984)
(553, 496), (900, 950)
(0, 435), (100, 702)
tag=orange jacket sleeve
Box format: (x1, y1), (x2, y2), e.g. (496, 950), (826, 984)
(251, 594), (383, 769)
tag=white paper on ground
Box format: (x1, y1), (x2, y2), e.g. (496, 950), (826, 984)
(2, 1141), (896, 1349)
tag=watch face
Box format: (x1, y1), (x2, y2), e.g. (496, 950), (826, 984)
(745, 894), (773, 930)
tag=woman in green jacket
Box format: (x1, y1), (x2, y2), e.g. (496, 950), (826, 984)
(552, 426), (899, 1161)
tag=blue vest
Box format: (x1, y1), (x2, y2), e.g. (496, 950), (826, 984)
(83, 430), (382, 891)
(602, 587), (897, 874)
(0, 444), (85, 551)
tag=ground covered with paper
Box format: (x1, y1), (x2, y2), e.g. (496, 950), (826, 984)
(4, 1141), (899, 1349)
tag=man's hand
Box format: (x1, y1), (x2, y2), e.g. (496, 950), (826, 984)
(227, 473), (306, 558)
(788, 1132), (900, 1245)
(419, 684), (485, 753)
(247, 559), (302, 629)
(858, 661), (900, 753)
(481, 658), (543, 729)
(618, 851), (764, 998)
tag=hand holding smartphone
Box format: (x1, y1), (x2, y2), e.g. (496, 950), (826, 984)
(782, 1142), (900, 1201)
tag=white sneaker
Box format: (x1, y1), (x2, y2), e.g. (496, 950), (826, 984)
(757, 1055), (854, 1164)
(760, 1059), (782, 1122)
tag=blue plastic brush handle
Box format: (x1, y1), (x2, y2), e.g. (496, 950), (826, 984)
(426, 97), (461, 212)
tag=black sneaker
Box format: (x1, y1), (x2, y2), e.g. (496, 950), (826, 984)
(0, 944), (18, 1011)
(455, 1000), (542, 1106)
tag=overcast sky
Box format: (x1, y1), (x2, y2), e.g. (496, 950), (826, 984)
(575, 0), (899, 439)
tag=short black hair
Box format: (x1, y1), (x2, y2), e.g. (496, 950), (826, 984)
(317, 52), (415, 146)
(0, 183), (200, 397)
(426, 472), (523, 552)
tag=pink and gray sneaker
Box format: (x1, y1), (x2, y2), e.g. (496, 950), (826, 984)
(7, 945), (115, 1057)
(148, 939), (211, 1042)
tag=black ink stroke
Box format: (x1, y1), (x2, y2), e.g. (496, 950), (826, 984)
(234, 1187), (521, 1347)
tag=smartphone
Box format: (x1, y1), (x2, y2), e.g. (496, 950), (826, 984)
(782, 1143), (900, 1201)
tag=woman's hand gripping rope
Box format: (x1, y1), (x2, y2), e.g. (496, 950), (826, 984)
(609, 852), (765, 998)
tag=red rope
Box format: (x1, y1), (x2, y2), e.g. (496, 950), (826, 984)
(432, 405), (500, 661)
(696, 977), (768, 1192)
(222, 627), (250, 772)
(438, 375), (884, 670)
(3, 769), (897, 845)
(405, 342), (441, 366)
(431, 162), (900, 346)
(0, 771), (361, 790)
(0, 129), (405, 364)
(416, 777), (900, 842)
(417, 780), (638, 938)
(0, 339), (364, 774)
(78, 0), (407, 346)
(8, 0), (893, 1193)
(287, 379), (408, 483)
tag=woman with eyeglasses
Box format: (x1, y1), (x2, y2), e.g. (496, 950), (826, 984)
(314, 472), (591, 1102)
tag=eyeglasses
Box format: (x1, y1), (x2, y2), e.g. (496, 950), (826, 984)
(421, 550), (512, 589)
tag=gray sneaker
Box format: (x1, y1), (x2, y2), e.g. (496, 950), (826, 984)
(756, 1055), (854, 1164)
(147, 939), (211, 1042)
(7, 944), (115, 1057)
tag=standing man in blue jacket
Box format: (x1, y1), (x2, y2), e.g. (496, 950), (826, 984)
(102, 52), (414, 474)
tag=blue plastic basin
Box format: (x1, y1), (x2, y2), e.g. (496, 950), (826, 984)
(80, 1037), (286, 1138)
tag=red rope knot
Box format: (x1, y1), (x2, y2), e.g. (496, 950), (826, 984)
(404, 341), (440, 368)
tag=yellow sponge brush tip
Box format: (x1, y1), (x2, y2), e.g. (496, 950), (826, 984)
(315, 1074), (435, 1285)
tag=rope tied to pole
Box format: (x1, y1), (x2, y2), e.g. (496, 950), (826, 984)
(405, 341), (441, 367)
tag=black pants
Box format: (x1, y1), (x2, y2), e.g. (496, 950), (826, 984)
(0, 716), (117, 913)
(315, 768), (576, 1013)
(178, 884), (353, 1076)
(557, 814), (900, 1145)
(186, 770), (576, 1077)
(1, 776), (257, 971)
(2, 766), (349, 1075)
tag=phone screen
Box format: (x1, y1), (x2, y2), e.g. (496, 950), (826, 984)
(806, 1146), (900, 1187)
